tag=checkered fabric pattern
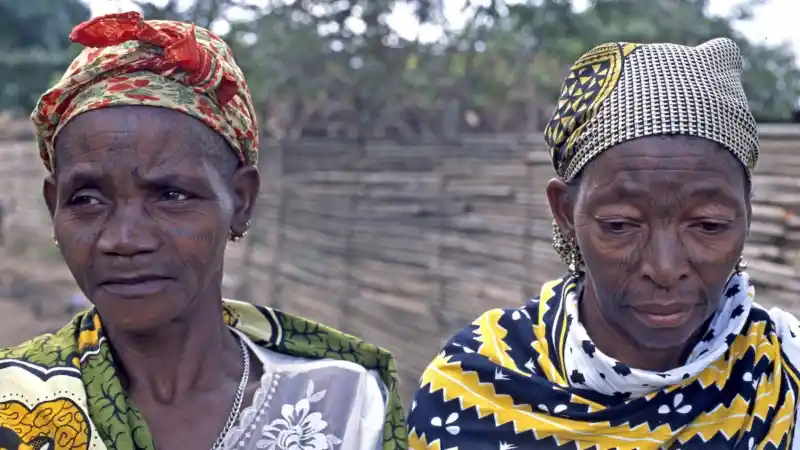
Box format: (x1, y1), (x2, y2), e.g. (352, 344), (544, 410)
(544, 38), (759, 181)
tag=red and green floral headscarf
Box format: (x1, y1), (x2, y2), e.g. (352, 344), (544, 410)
(30, 11), (259, 173)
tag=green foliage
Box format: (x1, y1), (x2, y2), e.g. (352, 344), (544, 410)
(0, 0), (90, 112)
(0, 0), (797, 129)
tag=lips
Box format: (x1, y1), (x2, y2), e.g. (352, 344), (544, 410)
(630, 303), (696, 329)
(632, 303), (691, 315)
(99, 274), (174, 298)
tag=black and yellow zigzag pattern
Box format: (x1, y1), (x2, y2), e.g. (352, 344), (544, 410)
(408, 276), (799, 450)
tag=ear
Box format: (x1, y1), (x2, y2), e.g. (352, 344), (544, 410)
(546, 177), (577, 238)
(229, 165), (260, 235)
(43, 175), (58, 220)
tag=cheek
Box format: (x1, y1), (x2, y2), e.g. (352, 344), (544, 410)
(684, 239), (742, 292)
(159, 211), (228, 271)
(684, 232), (745, 263)
(52, 218), (98, 289)
(574, 214), (637, 261)
(53, 214), (100, 254)
(576, 227), (638, 271)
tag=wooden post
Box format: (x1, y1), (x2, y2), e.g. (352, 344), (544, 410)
(267, 142), (287, 309)
(433, 141), (449, 328)
(522, 138), (536, 302)
(338, 142), (363, 332)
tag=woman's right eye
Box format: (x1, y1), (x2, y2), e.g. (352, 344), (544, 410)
(599, 220), (637, 234)
(68, 194), (101, 206)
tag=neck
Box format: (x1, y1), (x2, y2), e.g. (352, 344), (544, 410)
(104, 297), (243, 405)
(579, 280), (695, 372)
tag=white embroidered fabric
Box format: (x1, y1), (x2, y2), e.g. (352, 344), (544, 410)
(220, 329), (387, 450)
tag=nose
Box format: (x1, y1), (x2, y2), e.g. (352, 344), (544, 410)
(96, 201), (160, 257)
(640, 228), (690, 290)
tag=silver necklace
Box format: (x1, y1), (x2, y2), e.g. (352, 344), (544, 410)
(210, 334), (250, 450)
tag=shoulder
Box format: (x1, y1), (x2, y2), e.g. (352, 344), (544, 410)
(763, 305), (800, 335)
(437, 302), (540, 360)
(224, 299), (395, 367)
(0, 316), (82, 369)
(441, 276), (567, 353)
(0, 314), (88, 398)
(264, 344), (386, 391)
(0, 322), (91, 442)
(239, 329), (388, 401)
(763, 305), (800, 343)
(753, 304), (800, 364)
(224, 300), (399, 390)
(410, 302), (541, 399)
(407, 304), (540, 446)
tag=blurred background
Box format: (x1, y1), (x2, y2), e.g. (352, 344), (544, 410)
(1, 0), (800, 401)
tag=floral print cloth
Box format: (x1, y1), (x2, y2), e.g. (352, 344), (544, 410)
(224, 329), (388, 449)
(30, 11), (259, 173)
(0, 300), (408, 449)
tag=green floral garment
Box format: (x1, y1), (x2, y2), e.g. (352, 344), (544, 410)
(0, 300), (408, 449)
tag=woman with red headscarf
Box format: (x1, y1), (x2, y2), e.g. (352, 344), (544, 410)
(0, 12), (407, 450)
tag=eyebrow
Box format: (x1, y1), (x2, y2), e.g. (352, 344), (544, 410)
(588, 182), (646, 203)
(133, 171), (205, 188)
(57, 165), (104, 186)
(684, 185), (742, 203)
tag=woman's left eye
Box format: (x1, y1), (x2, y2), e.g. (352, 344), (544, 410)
(693, 221), (729, 233)
(160, 190), (189, 202)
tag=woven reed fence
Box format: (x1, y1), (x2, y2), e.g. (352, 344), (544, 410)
(236, 125), (800, 401)
(3, 125), (800, 401)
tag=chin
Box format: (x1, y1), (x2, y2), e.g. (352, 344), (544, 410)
(629, 326), (700, 352)
(92, 293), (188, 334)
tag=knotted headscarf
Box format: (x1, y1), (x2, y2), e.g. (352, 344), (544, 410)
(31, 11), (259, 173)
(543, 38), (759, 181)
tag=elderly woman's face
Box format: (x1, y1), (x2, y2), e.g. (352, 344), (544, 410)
(548, 136), (750, 350)
(43, 106), (259, 332)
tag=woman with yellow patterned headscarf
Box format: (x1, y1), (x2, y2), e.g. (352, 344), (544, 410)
(407, 38), (800, 449)
(0, 12), (407, 450)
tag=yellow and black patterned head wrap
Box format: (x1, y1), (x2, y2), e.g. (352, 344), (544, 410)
(544, 38), (759, 182)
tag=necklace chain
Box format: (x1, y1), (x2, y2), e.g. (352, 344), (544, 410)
(209, 334), (250, 450)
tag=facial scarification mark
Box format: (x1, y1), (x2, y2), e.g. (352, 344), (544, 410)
(550, 135), (750, 370)
(49, 106), (254, 337)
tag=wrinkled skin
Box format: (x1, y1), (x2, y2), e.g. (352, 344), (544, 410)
(546, 136), (751, 371)
(43, 105), (261, 450)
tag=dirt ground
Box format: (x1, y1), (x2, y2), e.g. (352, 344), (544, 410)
(0, 247), (80, 348)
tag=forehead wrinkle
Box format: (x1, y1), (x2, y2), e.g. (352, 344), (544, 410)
(585, 167), (744, 208)
(144, 126), (221, 174)
(183, 120), (232, 159)
(605, 155), (739, 173)
(120, 113), (209, 173)
(55, 124), (128, 166)
(55, 107), (235, 182)
(137, 133), (192, 174)
(127, 115), (191, 164)
(135, 154), (210, 183)
(582, 148), (744, 191)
